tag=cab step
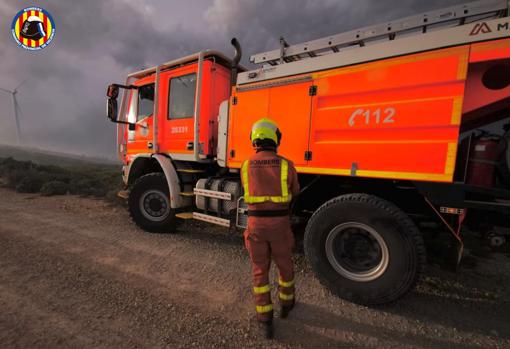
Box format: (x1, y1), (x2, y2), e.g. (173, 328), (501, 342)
(175, 212), (194, 219)
(180, 191), (195, 197)
(175, 211), (230, 226)
(192, 212), (230, 227)
(117, 190), (129, 199)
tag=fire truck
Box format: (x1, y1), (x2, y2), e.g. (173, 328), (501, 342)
(107, 0), (510, 305)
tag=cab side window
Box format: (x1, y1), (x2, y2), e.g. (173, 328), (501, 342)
(168, 73), (197, 119)
(137, 83), (155, 121)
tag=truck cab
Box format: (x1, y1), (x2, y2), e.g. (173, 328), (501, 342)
(112, 52), (235, 165)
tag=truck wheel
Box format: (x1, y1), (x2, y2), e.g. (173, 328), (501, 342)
(304, 193), (426, 305)
(128, 173), (179, 233)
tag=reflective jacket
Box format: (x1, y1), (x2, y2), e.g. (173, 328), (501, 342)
(241, 150), (300, 240)
(241, 150), (299, 207)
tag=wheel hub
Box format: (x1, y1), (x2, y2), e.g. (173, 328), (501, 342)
(325, 222), (389, 282)
(139, 190), (170, 222)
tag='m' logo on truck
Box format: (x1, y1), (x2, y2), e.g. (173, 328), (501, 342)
(470, 22), (493, 36)
(470, 21), (509, 36)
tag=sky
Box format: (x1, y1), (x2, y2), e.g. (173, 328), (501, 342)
(0, 0), (467, 158)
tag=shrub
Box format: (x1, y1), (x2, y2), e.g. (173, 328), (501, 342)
(15, 172), (46, 193)
(68, 176), (105, 196)
(40, 180), (69, 196)
(0, 157), (32, 172)
(0, 157), (122, 199)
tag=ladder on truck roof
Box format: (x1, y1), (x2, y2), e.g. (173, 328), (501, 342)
(250, 0), (510, 66)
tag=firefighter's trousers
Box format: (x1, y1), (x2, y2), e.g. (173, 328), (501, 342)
(244, 229), (295, 322)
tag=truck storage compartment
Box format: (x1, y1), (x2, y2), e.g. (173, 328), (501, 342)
(461, 40), (510, 132)
(226, 79), (314, 168)
(455, 39), (510, 189)
(303, 46), (469, 182)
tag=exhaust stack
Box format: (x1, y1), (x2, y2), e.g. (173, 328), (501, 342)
(230, 38), (242, 86)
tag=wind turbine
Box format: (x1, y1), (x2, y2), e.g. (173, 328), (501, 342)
(0, 80), (26, 145)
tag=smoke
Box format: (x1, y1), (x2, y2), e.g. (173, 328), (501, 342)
(0, 0), (466, 157)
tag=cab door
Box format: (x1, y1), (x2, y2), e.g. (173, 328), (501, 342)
(158, 65), (198, 156)
(126, 75), (155, 155)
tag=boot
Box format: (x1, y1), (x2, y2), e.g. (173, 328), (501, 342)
(257, 319), (274, 339)
(280, 301), (295, 319)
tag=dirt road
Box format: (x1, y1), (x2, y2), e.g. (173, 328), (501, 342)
(0, 188), (509, 348)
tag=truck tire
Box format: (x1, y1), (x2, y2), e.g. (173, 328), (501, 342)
(304, 193), (426, 305)
(128, 173), (179, 233)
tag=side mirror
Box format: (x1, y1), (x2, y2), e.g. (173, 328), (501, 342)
(105, 83), (137, 127)
(107, 84), (119, 98)
(107, 97), (118, 122)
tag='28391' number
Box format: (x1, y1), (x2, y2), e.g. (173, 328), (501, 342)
(348, 107), (396, 127)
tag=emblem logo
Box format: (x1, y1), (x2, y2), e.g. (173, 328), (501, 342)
(470, 22), (492, 36)
(11, 7), (55, 51)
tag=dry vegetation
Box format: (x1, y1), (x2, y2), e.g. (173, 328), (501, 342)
(0, 157), (122, 199)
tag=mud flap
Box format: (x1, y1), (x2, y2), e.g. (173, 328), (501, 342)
(425, 197), (466, 270)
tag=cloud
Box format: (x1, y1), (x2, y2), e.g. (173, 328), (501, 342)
(204, 0), (467, 58)
(0, 0), (466, 157)
(0, 0), (208, 156)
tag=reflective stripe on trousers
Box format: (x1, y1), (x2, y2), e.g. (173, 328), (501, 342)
(256, 304), (273, 314)
(245, 234), (295, 322)
(278, 278), (295, 305)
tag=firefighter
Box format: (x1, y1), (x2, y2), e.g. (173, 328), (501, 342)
(241, 118), (300, 339)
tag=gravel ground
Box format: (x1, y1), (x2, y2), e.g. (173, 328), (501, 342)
(0, 188), (509, 348)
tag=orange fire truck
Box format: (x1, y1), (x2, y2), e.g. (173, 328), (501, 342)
(107, 0), (510, 304)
